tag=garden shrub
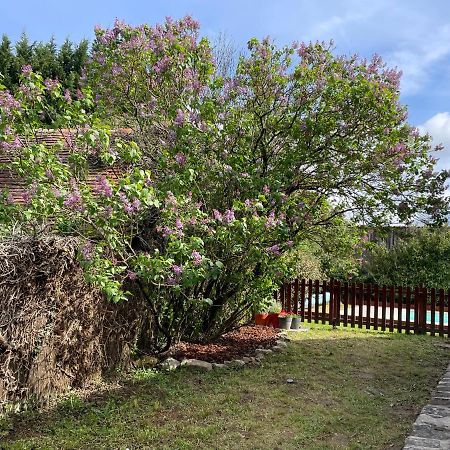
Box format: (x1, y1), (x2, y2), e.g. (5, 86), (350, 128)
(362, 227), (450, 289)
(282, 244), (326, 281)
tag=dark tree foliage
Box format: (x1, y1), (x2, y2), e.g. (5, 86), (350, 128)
(0, 32), (89, 92)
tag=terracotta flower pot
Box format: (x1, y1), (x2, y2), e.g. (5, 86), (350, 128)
(266, 313), (279, 328)
(255, 313), (268, 326)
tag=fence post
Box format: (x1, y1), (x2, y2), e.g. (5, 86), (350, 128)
(293, 279), (299, 315)
(286, 282), (292, 312)
(413, 286), (419, 333)
(330, 279), (336, 328)
(300, 279), (306, 321)
(280, 284), (285, 311)
(418, 287), (427, 334)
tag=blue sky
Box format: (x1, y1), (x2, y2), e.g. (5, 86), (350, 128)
(2, 0), (450, 169)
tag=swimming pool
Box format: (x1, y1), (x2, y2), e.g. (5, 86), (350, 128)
(302, 294), (449, 327)
(407, 310), (449, 326)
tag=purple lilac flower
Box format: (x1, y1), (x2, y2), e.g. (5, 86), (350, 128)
(166, 276), (178, 286)
(0, 91), (21, 116)
(21, 64), (32, 76)
(81, 242), (93, 260)
(409, 127), (420, 138)
(181, 14), (200, 29)
(64, 89), (72, 103)
(160, 226), (174, 238)
(189, 110), (200, 123)
(52, 187), (62, 198)
(263, 185), (270, 194)
(94, 53), (106, 64)
(187, 217), (197, 226)
(191, 250), (203, 266)
(19, 84), (35, 99)
(223, 209), (235, 224)
(175, 152), (187, 165)
(94, 176), (113, 198)
(391, 143), (407, 154)
(64, 184), (83, 211)
(44, 78), (59, 91)
(172, 264), (183, 275)
(265, 211), (276, 229)
(213, 209), (223, 222)
(286, 240), (294, 248)
(174, 109), (185, 127)
(111, 64), (122, 76)
(266, 244), (281, 256)
(153, 55), (170, 74)
(118, 191), (133, 214)
(22, 190), (32, 204)
(131, 197), (141, 212)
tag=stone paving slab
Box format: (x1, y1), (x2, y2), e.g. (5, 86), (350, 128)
(404, 364), (450, 449)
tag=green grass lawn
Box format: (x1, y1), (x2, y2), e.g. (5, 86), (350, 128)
(1, 325), (449, 450)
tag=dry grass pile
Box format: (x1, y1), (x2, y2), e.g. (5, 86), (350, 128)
(0, 235), (148, 411)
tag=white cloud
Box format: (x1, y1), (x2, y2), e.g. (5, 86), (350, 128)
(312, 12), (368, 37)
(306, 1), (383, 43)
(418, 112), (450, 170)
(387, 25), (450, 95)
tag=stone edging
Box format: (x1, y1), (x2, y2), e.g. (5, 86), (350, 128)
(159, 330), (293, 372)
(403, 363), (450, 449)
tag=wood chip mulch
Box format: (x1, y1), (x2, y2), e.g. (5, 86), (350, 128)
(169, 325), (279, 363)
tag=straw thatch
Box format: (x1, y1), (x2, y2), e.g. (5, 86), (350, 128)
(0, 235), (149, 411)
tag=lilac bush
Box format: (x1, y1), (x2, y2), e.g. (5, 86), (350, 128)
(0, 17), (447, 351)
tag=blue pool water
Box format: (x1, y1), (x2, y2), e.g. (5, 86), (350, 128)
(302, 293), (449, 326)
(408, 310), (449, 326)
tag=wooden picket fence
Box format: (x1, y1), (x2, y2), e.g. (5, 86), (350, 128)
(276, 279), (450, 337)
